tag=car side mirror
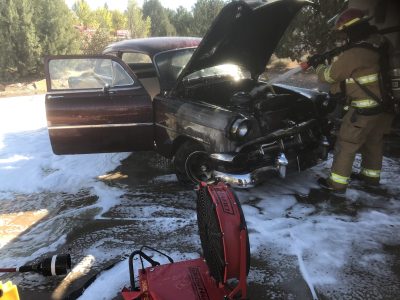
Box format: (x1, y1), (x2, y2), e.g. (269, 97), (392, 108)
(103, 83), (110, 94)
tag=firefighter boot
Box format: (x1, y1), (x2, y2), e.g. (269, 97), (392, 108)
(351, 170), (380, 186)
(317, 177), (346, 195)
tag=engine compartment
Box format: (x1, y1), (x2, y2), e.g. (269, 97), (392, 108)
(181, 79), (317, 134)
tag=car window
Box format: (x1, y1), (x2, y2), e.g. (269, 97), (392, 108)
(154, 48), (195, 90)
(122, 52), (151, 64)
(95, 59), (113, 78)
(112, 61), (134, 86)
(48, 58), (134, 90)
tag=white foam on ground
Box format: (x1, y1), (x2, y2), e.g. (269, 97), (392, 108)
(78, 251), (198, 300)
(79, 259), (128, 300)
(0, 95), (130, 270)
(0, 234), (67, 272)
(0, 95), (129, 208)
(80, 157), (399, 299)
(239, 156), (400, 297)
(1, 95), (400, 298)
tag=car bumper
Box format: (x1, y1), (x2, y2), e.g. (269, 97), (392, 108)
(212, 149), (325, 188)
(212, 153), (289, 188)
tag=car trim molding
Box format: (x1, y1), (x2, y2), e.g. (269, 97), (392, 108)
(48, 123), (153, 130)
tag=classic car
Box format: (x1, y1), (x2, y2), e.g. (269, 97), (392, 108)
(44, 0), (335, 188)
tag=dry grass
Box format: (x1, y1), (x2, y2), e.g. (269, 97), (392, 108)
(0, 79), (46, 98)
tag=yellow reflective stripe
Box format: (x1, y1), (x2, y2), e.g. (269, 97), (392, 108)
(338, 17), (361, 30)
(324, 66), (335, 83)
(361, 168), (381, 178)
(351, 99), (379, 108)
(316, 64), (325, 74)
(346, 73), (379, 85)
(330, 173), (349, 185)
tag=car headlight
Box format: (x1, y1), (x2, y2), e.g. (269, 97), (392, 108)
(230, 118), (251, 139)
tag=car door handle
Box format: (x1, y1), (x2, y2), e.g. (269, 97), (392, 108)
(102, 90), (116, 95)
(47, 95), (64, 100)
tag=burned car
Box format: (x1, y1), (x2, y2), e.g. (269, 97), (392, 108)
(44, 0), (334, 188)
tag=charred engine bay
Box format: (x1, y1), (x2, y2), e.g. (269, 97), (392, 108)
(179, 78), (327, 175)
(181, 78), (319, 135)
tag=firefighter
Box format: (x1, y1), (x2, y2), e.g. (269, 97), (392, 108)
(308, 8), (394, 194)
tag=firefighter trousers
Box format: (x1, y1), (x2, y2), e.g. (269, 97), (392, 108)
(329, 108), (393, 191)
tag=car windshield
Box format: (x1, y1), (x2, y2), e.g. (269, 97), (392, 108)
(155, 48), (195, 90)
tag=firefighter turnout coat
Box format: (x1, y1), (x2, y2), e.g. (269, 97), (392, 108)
(316, 34), (393, 190)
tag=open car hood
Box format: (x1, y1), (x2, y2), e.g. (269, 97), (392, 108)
(175, 0), (310, 87)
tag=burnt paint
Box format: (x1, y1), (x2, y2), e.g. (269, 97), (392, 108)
(153, 95), (238, 157)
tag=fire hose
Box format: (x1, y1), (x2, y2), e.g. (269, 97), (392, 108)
(0, 254), (71, 277)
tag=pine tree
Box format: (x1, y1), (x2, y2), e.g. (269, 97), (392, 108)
(168, 6), (195, 37)
(81, 27), (110, 55)
(142, 0), (176, 36)
(0, 0), (13, 80)
(127, 0), (151, 38)
(111, 10), (127, 32)
(94, 6), (113, 31)
(192, 0), (225, 37)
(32, 0), (80, 59)
(6, 0), (41, 78)
(0, 0), (79, 80)
(72, 0), (96, 28)
(275, 0), (347, 59)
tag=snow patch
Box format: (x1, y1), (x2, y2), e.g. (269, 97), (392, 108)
(78, 251), (198, 300)
(0, 95), (130, 213)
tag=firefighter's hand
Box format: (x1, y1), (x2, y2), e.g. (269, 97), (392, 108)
(307, 54), (325, 69)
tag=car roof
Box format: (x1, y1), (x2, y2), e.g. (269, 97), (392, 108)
(102, 37), (202, 57)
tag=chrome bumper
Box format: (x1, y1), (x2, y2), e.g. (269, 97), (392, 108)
(213, 170), (256, 188)
(213, 153), (289, 188)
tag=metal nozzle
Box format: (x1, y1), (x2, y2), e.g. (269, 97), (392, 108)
(276, 153), (288, 178)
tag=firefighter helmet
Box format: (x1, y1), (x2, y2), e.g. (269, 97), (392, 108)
(334, 8), (371, 31)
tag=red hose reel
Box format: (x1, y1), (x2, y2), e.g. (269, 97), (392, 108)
(121, 181), (250, 300)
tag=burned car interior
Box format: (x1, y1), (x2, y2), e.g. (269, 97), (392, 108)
(120, 53), (161, 99)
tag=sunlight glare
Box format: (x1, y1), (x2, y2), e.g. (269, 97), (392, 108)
(0, 209), (49, 249)
(52, 255), (96, 299)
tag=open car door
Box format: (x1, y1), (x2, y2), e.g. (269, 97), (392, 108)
(45, 55), (154, 154)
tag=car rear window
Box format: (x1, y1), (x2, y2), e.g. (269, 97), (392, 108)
(122, 53), (152, 64)
(121, 52), (156, 78)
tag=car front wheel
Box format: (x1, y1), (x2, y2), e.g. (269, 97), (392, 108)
(173, 141), (215, 187)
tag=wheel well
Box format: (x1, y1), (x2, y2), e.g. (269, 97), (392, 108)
(172, 136), (205, 157)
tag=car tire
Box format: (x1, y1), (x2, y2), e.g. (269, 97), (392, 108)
(149, 153), (173, 171)
(173, 141), (214, 187)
